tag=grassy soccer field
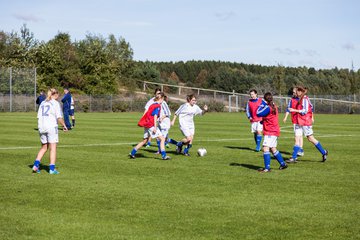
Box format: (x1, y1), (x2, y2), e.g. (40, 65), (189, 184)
(0, 112), (359, 240)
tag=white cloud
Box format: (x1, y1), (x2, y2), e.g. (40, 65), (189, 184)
(274, 48), (300, 56)
(342, 42), (355, 51)
(214, 11), (236, 21)
(13, 13), (42, 22)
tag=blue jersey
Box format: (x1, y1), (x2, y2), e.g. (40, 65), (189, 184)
(61, 92), (72, 110)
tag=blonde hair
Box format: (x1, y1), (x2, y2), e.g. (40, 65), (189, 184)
(46, 88), (59, 101)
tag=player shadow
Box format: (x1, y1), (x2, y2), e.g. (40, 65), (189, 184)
(229, 162), (261, 170)
(28, 164), (50, 173)
(224, 146), (257, 152)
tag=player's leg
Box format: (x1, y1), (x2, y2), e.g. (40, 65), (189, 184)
(33, 143), (48, 173)
(49, 143), (59, 174)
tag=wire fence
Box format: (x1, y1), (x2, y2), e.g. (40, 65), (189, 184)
(0, 68), (359, 114)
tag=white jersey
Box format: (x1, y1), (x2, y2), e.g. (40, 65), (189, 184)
(144, 97), (155, 111)
(175, 103), (203, 130)
(37, 99), (63, 132)
(160, 101), (171, 130)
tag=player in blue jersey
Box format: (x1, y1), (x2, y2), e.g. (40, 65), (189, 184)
(32, 88), (68, 174)
(61, 88), (72, 130)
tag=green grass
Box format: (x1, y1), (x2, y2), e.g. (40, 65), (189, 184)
(0, 112), (359, 240)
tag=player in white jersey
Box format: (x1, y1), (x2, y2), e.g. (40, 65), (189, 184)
(32, 88), (68, 174)
(171, 94), (208, 156)
(156, 95), (172, 153)
(144, 88), (162, 148)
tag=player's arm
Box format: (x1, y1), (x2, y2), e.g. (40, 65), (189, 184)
(202, 105), (208, 115)
(57, 117), (68, 131)
(256, 103), (270, 117)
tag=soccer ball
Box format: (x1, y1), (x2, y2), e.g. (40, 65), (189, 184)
(197, 148), (207, 157)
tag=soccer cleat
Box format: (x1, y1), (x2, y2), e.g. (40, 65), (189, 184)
(129, 153), (136, 159)
(162, 156), (171, 160)
(255, 146), (261, 152)
(176, 145), (183, 154)
(322, 150), (328, 162)
(154, 151), (160, 155)
(145, 144), (151, 148)
(49, 169), (59, 175)
(32, 166), (40, 173)
(165, 143), (170, 148)
(297, 151), (304, 157)
(279, 164), (288, 170)
(258, 168), (271, 173)
(183, 153), (190, 156)
(286, 158), (298, 163)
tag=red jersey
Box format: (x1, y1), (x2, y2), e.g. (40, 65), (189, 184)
(296, 96), (312, 126)
(290, 97), (299, 124)
(247, 98), (263, 122)
(262, 104), (280, 137)
(138, 103), (161, 128)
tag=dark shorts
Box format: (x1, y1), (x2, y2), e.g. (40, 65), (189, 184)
(69, 109), (75, 116)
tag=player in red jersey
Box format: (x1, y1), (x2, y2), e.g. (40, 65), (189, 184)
(129, 92), (170, 160)
(256, 92), (287, 172)
(245, 89), (263, 151)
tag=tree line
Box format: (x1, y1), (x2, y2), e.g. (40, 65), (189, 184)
(1, 24), (359, 96)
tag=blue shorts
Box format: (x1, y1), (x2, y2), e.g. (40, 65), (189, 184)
(69, 109), (74, 116)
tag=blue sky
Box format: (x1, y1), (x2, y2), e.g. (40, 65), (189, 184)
(1, 0), (359, 70)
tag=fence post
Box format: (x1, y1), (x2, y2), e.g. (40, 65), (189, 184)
(110, 94), (113, 112)
(178, 87), (181, 95)
(34, 68), (37, 111)
(9, 67), (12, 112)
(89, 94), (92, 112)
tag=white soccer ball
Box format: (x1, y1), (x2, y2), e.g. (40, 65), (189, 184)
(197, 148), (207, 157)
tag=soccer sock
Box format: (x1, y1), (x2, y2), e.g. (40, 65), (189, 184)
(274, 151), (286, 166)
(72, 119), (75, 126)
(299, 148), (304, 153)
(254, 133), (257, 145)
(263, 151), (271, 170)
(168, 138), (178, 145)
(292, 145), (301, 159)
(156, 139), (161, 152)
(184, 144), (192, 154)
(147, 141), (151, 146)
(130, 148), (137, 156)
(256, 135), (262, 149)
(177, 141), (183, 147)
(161, 150), (167, 158)
(315, 142), (326, 155)
(33, 160), (40, 167)
(49, 164), (55, 171)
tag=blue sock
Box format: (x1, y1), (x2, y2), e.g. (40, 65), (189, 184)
(147, 141), (151, 146)
(161, 150), (166, 158)
(274, 151), (286, 166)
(315, 142), (326, 155)
(168, 138), (178, 145)
(299, 148), (304, 153)
(184, 144), (192, 154)
(156, 139), (161, 152)
(254, 133), (257, 145)
(131, 148), (137, 156)
(256, 135), (262, 149)
(49, 164), (55, 171)
(33, 160), (40, 167)
(263, 151), (271, 170)
(292, 145), (301, 159)
(177, 141), (183, 147)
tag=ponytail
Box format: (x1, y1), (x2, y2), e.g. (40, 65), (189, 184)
(264, 92), (276, 114)
(46, 88), (59, 101)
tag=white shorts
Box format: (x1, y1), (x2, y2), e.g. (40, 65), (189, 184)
(262, 135), (278, 148)
(160, 128), (169, 138)
(143, 127), (163, 139)
(299, 125), (314, 137)
(39, 127), (59, 144)
(251, 121), (263, 133)
(293, 124), (304, 137)
(180, 127), (195, 138)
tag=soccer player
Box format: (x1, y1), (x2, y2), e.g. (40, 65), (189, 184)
(256, 92), (288, 172)
(245, 89), (263, 151)
(156, 95), (172, 153)
(170, 94), (208, 156)
(143, 88), (162, 148)
(36, 90), (46, 110)
(287, 86), (328, 163)
(283, 87), (305, 157)
(32, 88), (68, 174)
(61, 87), (72, 130)
(129, 92), (170, 160)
